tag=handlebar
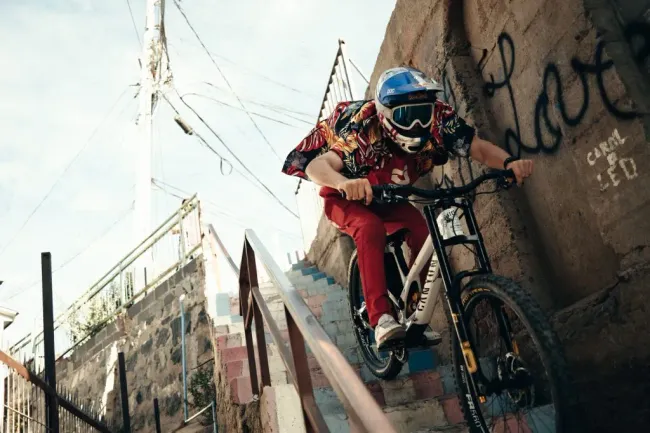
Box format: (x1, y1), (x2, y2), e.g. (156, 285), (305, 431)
(341, 170), (516, 203)
(370, 169), (516, 202)
(334, 170), (515, 203)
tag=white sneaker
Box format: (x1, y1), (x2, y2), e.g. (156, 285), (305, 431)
(374, 314), (406, 351)
(423, 327), (442, 346)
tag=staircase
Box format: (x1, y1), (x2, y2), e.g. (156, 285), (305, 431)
(285, 261), (469, 433)
(212, 260), (471, 433)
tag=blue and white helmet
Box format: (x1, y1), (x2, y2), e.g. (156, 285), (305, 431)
(374, 67), (443, 153)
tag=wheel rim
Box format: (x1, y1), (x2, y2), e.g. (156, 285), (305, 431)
(349, 267), (400, 371)
(461, 291), (561, 433)
(352, 294), (394, 369)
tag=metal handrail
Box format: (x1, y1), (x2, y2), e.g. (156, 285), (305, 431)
(207, 224), (239, 276)
(0, 349), (112, 432)
(237, 229), (398, 433)
(11, 195), (201, 358)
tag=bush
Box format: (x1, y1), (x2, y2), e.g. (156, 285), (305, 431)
(188, 363), (216, 425)
(68, 279), (125, 343)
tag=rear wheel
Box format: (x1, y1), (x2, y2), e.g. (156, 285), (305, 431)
(447, 274), (577, 433)
(347, 249), (404, 380)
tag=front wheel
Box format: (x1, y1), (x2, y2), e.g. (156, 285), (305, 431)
(347, 249), (404, 380)
(448, 274), (578, 433)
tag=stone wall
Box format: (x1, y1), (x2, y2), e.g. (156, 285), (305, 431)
(307, 1), (650, 432)
(56, 258), (213, 432)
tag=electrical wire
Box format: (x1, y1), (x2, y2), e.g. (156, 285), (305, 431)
(174, 37), (319, 99)
(153, 179), (301, 239)
(171, 0), (282, 160)
(163, 91), (299, 219)
(124, 0), (142, 47)
(0, 202), (135, 302)
(162, 93), (235, 176)
(152, 179), (301, 239)
(0, 86), (137, 260)
(183, 93), (305, 128)
(201, 81), (315, 120)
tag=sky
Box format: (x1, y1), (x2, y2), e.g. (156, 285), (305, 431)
(0, 0), (396, 346)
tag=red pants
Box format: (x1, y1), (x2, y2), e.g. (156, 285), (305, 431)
(323, 192), (430, 327)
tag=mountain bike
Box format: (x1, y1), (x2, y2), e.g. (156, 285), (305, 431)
(347, 169), (575, 433)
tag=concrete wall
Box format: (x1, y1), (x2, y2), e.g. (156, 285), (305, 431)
(56, 258), (213, 432)
(307, 1), (650, 432)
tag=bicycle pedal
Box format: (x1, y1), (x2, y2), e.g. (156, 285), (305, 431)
(377, 338), (406, 353)
(406, 333), (442, 349)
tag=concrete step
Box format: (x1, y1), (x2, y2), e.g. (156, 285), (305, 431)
(282, 264), (473, 432)
(290, 260), (313, 271)
(314, 390), (465, 433)
(413, 426), (469, 433)
(173, 422), (212, 433)
(220, 264), (548, 433)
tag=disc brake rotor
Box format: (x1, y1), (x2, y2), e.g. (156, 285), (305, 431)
(497, 352), (535, 407)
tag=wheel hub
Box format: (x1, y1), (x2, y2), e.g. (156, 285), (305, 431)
(497, 352), (535, 407)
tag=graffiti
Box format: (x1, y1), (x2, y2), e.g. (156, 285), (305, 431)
(484, 26), (648, 157)
(588, 128), (639, 191)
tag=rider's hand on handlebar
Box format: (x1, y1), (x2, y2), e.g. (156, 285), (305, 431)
(337, 178), (373, 205)
(506, 159), (534, 185)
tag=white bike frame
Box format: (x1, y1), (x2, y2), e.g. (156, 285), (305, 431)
(384, 207), (465, 326)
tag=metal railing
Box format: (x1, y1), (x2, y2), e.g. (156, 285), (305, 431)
(179, 295), (218, 433)
(317, 39), (357, 121)
(10, 196), (203, 369)
(0, 349), (113, 433)
(295, 39), (360, 253)
(237, 229), (397, 432)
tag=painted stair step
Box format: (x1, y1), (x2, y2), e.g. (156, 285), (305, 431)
(306, 353), (444, 406)
(300, 266), (320, 276)
(311, 271), (328, 281)
(314, 385), (459, 433)
(291, 260), (312, 271)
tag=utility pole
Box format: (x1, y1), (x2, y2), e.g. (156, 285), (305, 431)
(134, 0), (168, 289)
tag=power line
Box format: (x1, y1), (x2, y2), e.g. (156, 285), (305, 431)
(183, 93), (304, 128)
(162, 92), (232, 170)
(163, 92), (299, 219)
(201, 82), (315, 119)
(152, 179), (301, 239)
(1, 202), (134, 303)
(203, 208), (301, 240)
(171, 0), (282, 160)
(174, 38), (319, 99)
(0, 87), (137, 260)
(163, 99), (289, 204)
(124, 0), (141, 47)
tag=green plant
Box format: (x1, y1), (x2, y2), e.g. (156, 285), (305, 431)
(68, 280), (123, 343)
(188, 363), (216, 425)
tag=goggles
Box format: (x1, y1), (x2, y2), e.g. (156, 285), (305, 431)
(391, 103), (434, 131)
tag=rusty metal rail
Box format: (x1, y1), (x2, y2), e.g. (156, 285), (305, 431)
(0, 349), (113, 432)
(237, 229), (398, 433)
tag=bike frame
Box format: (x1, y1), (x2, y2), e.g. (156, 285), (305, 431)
(384, 195), (500, 403)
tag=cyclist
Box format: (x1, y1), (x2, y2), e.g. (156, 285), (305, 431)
(281, 67), (533, 350)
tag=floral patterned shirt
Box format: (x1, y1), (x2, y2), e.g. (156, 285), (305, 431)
(281, 100), (475, 187)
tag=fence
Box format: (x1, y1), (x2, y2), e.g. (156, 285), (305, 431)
(9, 196), (203, 371)
(295, 39), (365, 253)
(237, 229), (397, 432)
(1, 349), (113, 433)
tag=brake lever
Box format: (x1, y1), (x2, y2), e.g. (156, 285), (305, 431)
(497, 175), (516, 190)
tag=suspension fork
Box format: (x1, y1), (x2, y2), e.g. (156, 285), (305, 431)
(423, 199), (495, 398)
(493, 298), (517, 354)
